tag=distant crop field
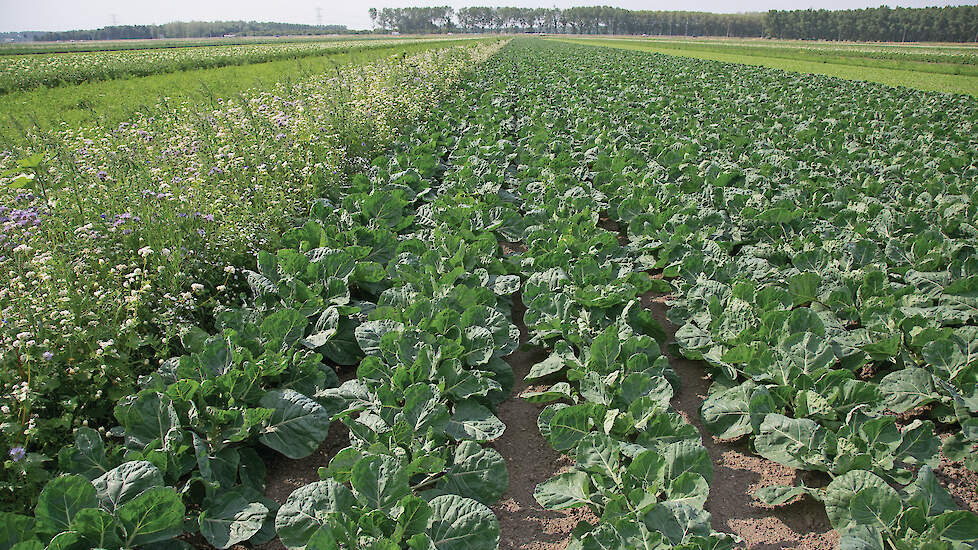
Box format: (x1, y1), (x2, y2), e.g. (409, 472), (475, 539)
(0, 36), (471, 94)
(550, 36), (978, 96)
(0, 38), (477, 145)
(0, 34), (425, 55)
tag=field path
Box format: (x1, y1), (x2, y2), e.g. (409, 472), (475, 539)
(491, 293), (597, 550)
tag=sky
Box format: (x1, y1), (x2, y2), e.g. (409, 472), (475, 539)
(1, 0), (974, 33)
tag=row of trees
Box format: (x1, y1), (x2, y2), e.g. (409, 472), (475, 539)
(39, 21), (351, 41)
(766, 6), (978, 43)
(369, 5), (978, 42)
(369, 7), (765, 37)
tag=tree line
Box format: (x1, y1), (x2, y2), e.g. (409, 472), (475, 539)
(766, 6), (978, 43)
(38, 21), (351, 42)
(370, 7), (765, 37)
(369, 5), (978, 42)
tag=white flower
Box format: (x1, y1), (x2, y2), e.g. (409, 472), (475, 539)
(138, 246), (153, 258)
(191, 283), (204, 292)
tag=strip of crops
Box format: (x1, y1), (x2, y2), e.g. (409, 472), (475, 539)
(0, 36), (396, 56)
(0, 41), (501, 517)
(0, 37), (465, 95)
(600, 37), (978, 68)
(483, 39), (978, 548)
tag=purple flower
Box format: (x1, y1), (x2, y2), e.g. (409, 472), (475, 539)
(9, 447), (25, 462)
(42, 351), (54, 361)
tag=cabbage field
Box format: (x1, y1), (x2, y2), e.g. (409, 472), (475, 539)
(2, 37), (977, 550)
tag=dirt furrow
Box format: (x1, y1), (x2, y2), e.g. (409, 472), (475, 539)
(492, 293), (597, 550)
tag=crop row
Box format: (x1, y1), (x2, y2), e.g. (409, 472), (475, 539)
(453, 42), (740, 549)
(0, 37), (463, 94)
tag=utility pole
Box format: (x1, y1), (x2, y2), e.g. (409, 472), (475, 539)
(316, 7), (323, 27)
(110, 13), (118, 26)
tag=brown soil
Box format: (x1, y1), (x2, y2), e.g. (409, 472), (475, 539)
(936, 447), (978, 513)
(492, 293), (599, 550)
(642, 292), (839, 550)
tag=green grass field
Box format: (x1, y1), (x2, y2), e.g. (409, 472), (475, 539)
(549, 37), (978, 96)
(0, 39), (474, 145)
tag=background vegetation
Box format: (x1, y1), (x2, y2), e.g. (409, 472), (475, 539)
(36, 21), (353, 42)
(367, 4), (978, 42)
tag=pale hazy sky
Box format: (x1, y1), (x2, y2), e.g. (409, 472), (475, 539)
(1, 0), (973, 33)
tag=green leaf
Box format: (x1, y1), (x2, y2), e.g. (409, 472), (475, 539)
(302, 307), (339, 349)
(548, 404), (593, 451)
(754, 414), (829, 471)
(643, 501), (711, 545)
(259, 389), (332, 459)
(525, 347), (569, 380)
(0, 512), (37, 549)
(445, 401), (505, 441)
(849, 486), (902, 531)
(663, 440), (712, 484)
(69, 508), (122, 549)
(627, 450), (666, 490)
(92, 461), (163, 513)
(355, 320), (404, 356)
(576, 433), (621, 479)
(199, 493), (269, 549)
(42, 531), (83, 550)
(436, 442), (508, 505)
(274, 480), (355, 550)
(753, 485), (812, 506)
(824, 470), (892, 530)
(534, 471), (592, 510)
(666, 473), (709, 508)
(879, 368), (937, 413)
(905, 465), (957, 516)
(116, 487), (185, 547)
(788, 272), (821, 306)
(780, 332), (836, 373)
(58, 428), (108, 480)
(426, 495), (499, 550)
(395, 495), (432, 537)
(113, 392), (179, 449)
(351, 454), (411, 510)
(34, 475), (97, 535)
(700, 382), (753, 440)
(260, 308), (308, 352)
(926, 510), (978, 542)
(588, 325), (621, 373)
